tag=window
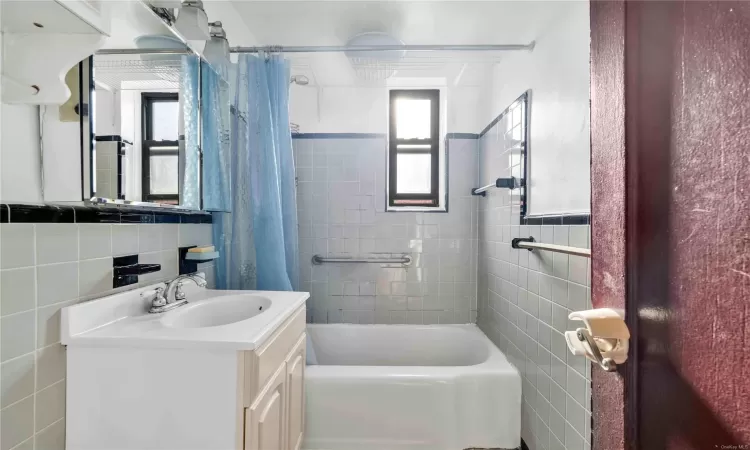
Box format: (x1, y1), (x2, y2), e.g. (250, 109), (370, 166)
(388, 89), (441, 208)
(142, 93), (179, 204)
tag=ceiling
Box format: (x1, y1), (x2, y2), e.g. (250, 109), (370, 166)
(221, 0), (572, 86)
(229, 1), (567, 47)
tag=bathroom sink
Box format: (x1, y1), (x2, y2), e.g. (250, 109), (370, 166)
(61, 286), (309, 350)
(162, 295), (272, 329)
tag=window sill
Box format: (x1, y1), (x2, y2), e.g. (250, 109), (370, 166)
(386, 205), (448, 213)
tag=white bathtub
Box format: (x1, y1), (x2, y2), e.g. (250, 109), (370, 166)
(303, 324), (521, 450)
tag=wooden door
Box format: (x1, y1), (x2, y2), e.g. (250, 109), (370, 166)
(246, 365), (286, 450)
(590, 1), (750, 448)
(286, 335), (306, 450)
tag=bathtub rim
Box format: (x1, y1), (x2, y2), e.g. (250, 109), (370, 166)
(305, 323), (519, 376)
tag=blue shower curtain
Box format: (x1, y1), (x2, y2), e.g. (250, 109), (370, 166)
(213, 53), (299, 291)
(181, 54), (201, 209)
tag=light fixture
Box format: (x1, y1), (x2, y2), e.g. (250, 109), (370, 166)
(345, 32), (406, 82)
(174, 0), (210, 41)
(203, 21), (230, 79)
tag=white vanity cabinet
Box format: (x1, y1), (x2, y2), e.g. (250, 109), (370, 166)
(63, 288), (309, 450)
(241, 306), (307, 450)
(286, 336), (307, 450)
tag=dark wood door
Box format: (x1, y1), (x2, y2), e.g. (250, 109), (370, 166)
(590, 1), (750, 449)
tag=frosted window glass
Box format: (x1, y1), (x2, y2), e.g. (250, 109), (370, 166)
(151, 101), (179, 141)
(150, 154), (179, 194)
(396, 99), (431, 139)
(397, 153), (431, 194)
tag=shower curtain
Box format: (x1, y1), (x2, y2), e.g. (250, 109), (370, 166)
(213, 53), (300, 292)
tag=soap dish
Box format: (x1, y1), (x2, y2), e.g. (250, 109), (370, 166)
(184, 251), (219, 261)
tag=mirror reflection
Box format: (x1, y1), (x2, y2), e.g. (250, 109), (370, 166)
(89, 52), (201, 208)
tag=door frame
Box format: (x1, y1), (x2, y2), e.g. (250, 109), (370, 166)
(590, 1), (749, 448)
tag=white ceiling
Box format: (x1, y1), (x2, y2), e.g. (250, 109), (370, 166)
(220, 0), (572, 86)
(228, 1), (568, 47)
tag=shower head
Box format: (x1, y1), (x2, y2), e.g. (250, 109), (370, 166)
(290, 75), (309, 85)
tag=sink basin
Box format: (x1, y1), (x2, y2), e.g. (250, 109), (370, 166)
(162, 295), (272, 329)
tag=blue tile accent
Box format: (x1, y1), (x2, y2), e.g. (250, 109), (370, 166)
(445, 132), (480, 139)
(292, 133), (386, 139)
(153, 213), (182, 224)
(120, 212), (155, 224)
(521, 214), (591, 226)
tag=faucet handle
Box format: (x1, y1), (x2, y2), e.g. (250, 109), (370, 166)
(175, 282), (187, 301)
(142, 287), (167, 307)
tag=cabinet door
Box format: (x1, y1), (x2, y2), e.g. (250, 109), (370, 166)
(286, 335), (306, 450)
(246, 364), (286, 450)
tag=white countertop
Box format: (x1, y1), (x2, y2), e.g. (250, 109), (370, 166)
(61, 282), (309, 351)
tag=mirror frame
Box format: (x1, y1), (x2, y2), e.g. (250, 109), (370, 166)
(81, 49), (205, 211)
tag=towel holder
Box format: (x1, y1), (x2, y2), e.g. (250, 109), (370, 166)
(471, 177), (522, 196)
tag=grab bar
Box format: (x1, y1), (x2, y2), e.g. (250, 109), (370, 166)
(312, 255), (412, 265)
(471, 177), (523, 196)
(512, 237), (591, 258)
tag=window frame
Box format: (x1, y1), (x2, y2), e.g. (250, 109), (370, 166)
(141, 92), (180, 204)
(387, 89), (441, 208)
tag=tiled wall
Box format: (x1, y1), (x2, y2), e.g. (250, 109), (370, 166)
(0, 221), (214, 450)
(95, 141), (118, 200)
(294, 135), (479, 325)
(476, 115), (592, 450)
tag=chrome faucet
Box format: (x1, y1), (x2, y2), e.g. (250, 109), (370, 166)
(143, 274), (207, 314)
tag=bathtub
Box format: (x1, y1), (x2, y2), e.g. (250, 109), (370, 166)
(303, 324), (521, 450)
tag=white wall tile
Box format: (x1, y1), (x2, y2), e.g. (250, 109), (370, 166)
(35, 381), (65, 431)
(138, 252), (163, 284)
(36, 300), (75, 349)
(565, 421), (585, 450)
(0, 221), (215, 449)
(160, 224), (179, 251)
(0, 268), (35, 316)
(1, 311), (35, 362)
(0, 395), (34, 450)
(294, 137), (478, 324)
(0, 224), (35, 269)
(139, 224), (162, 253)
(79, 258), (113, 298)
(160, 250), (179, 280)
(0, 353), (35, 408)
(111, 224), (139, 256)
(477, 123), (592, 450)
(178, 224), (212, 247)
(79, 224), (112, 260)
(36, 224), (78, 265)
(36, 345), (65, 391)
(37, 262), (78, 307)
(566, 392), (587, 437)
(34, 417), (65, 450)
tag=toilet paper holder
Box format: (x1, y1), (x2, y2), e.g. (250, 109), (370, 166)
(565, 308), (629, 372)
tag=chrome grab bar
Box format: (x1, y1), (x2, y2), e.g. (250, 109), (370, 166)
(312, 255), (412, 265)
(511, 237), (591, 258)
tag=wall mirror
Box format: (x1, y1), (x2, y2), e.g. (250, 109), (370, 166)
(83, 50), (202, 209)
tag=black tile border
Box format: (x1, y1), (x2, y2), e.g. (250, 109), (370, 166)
(522, 214), (590, 226)
(7, 204), (75, 223)
(95, 135), (123, 142)
(2, 204), (212, 224)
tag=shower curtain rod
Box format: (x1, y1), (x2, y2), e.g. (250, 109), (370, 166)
(230, 43), (535, 53)
(97, 43), (535, 56)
